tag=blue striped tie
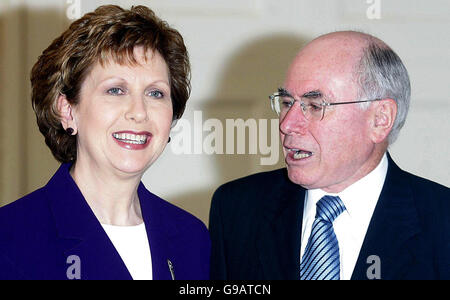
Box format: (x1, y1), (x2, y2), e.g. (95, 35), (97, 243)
(300, 195), (346, 280)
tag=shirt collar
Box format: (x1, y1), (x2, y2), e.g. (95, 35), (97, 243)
(306, 153), (388, 218)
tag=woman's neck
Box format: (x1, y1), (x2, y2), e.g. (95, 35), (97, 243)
(69, 159), (144, 226)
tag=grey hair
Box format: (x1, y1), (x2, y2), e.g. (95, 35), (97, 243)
(356, 42), (411, 144)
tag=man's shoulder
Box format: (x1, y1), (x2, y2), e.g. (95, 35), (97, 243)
(387, 155), (449, 200)
(393, 164), (450, 199)
(407, 172), (449, 195)
(214, 168), (288, 196)
(211, 168), (295, 212)
(404, 171), (450, 211)
(389, 162), (450, 224)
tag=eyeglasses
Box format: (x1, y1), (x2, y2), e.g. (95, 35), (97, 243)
(269, 88), (383, 121)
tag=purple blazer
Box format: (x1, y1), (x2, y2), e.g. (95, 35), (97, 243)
(0, 163), (210, 280)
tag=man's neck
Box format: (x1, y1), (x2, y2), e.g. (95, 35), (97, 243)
(321, 148), (387, 194)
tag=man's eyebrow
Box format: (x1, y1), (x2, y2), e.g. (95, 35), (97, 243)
(278, 88), (323, 98)
(302, 90), (322, 98)
(278, 87), (291, 95)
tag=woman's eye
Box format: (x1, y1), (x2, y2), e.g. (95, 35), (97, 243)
(107, 87), (125, 95)
(148, 90), (164, 98)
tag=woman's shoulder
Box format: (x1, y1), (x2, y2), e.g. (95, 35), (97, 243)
(0, 187), (51, 230)
(0, 188), (55, 241)
(0, 188), (57, 275)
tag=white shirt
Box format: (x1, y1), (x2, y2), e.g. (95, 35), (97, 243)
(300, 154), (388, 280)
(102, 223), (153, 280)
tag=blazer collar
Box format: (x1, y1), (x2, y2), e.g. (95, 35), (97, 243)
(46, 163), (103, 240)
(256, 169), (306, 280)
(45, 163), (178, 280)
(351, 153), (422, 280)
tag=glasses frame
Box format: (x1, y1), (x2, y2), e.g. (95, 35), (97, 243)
(269, 88), (384, 121)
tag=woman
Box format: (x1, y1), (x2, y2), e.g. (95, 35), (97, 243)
(0, 5), (210, 280)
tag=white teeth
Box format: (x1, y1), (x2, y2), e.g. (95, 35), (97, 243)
(289, 148), (313, 160)
(113, 133), (147, 144)
(293, 152), (312, 159)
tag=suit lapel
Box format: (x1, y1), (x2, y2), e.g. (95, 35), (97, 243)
(351, 155), (421, 280)
(46, 163), (132, 280)
(256, 169), (305, 279)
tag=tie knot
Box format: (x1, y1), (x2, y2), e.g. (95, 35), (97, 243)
(315, 196), (346, 223)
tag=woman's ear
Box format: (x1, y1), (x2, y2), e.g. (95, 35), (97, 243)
(370, 98), (397, 144)
(57, 94), (77, 134)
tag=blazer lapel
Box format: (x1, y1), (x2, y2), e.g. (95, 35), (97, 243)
(138, 183), (178, 280)
(351, 155), (421, 280)
(256, 170), (305, 280)
(46, 163), (132, 280)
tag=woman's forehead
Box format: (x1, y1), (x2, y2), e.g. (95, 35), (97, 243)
(97, 46), (160, 68)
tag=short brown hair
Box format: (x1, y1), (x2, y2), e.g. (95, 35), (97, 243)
(31, 5), (191, 162)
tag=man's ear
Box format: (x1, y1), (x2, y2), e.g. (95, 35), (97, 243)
(370, 98), (397, 144)
(57, 94), (77, 134)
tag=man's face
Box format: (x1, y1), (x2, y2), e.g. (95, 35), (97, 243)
(280, 36), (377, 193)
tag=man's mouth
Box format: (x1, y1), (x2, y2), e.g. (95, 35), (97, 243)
(112, 131), (150, 145)
(287, 148), (314, 160)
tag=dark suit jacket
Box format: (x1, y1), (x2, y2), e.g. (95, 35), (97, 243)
(209, 154), (450, 279)
(0, 163), (210, 280)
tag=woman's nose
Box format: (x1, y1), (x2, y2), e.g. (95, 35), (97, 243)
(125, 96), (148, 123)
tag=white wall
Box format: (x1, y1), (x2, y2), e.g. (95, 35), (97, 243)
(1, 0), (449, 225)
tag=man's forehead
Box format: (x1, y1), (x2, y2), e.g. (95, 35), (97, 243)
(284, 52), (361, 99)
(284, 79), (340, 99)
(284, 80), (323, 96)
(286, 34), (364, 77)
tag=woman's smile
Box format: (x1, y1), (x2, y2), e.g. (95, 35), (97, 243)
(112, 130), (153, 150)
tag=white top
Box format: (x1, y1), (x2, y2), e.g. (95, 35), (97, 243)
(300, 153), (388, 280)
(102, 222), (153, 280)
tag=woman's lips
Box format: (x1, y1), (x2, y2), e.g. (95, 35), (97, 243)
(112, 130), (152, 150)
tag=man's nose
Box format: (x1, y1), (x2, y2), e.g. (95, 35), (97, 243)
(279, 102), (309, 135)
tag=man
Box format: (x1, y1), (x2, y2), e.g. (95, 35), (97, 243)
(209, 31), (449, 280)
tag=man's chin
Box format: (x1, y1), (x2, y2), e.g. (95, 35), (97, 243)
(286, 167), (315, 189)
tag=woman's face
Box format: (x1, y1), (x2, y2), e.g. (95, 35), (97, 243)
(71, 47), (173, 177)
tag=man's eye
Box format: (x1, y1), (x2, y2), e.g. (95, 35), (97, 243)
(281, 100), (293, 107)
(280, 96), (293, 107)
(309, 102), (323, 111)
(107, 87), (125, 95)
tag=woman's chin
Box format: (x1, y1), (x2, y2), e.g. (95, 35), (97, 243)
(111, 160), (150, 176)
